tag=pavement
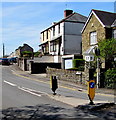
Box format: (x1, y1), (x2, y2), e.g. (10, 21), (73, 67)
(9, 64), (115, 106)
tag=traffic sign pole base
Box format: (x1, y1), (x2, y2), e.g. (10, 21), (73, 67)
(89, 101), (94, 105)
(53, 92), (56, 95)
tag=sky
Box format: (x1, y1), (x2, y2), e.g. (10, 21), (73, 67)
(1, 1), (115, 56)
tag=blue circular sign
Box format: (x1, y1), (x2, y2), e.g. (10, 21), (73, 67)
(89, 82), (95, 88)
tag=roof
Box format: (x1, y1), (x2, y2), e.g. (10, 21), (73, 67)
(41, 12), (87, 33)
(111, 19), (116, 27)
(93, 9), (116, 27)
(82, 9), (116, 33)
(15, 44), (33, 51)
(83, 46), (96, 55)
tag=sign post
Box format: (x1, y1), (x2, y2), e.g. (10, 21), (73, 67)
(50, 76), (58, 95)
(87, 80), (95, 105)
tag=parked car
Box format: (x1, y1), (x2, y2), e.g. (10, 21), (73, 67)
(0, 58), (10, 65)
(9, 57), (17, 64)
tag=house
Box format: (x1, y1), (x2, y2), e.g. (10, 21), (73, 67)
(39, 10), (87, 68)
(82, 9), (116, 63)
(111, 19), (116, 39)
(15, 44), (34, 58)
(81, 9), (116, 87)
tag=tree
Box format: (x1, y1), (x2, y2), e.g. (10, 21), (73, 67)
(98, 38), (116, 88)
(22, 51), (33, 57)
(98, 38), (116, 69)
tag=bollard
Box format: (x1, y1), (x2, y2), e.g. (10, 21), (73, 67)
(87, 80), (95, 105)
(50, 76), (58, 95)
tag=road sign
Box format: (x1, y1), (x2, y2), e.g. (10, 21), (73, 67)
(87, 80), (95, 104)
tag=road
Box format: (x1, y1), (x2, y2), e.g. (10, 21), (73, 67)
(2, 66), (74, 109)
(1, 65), (115, 119)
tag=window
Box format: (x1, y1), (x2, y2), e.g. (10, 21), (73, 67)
(50, 43), (53, 52)
(43, 32), (44, 41)
(46, 30), (48, 39)
(53, 26), (55, 36)
(58, 24), (60, 34)
(90, 31), (97, 45)
(50, 42), (56, 52)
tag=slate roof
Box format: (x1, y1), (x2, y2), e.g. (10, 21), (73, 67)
(92, 9), (116, 27)
(82, 9), (116, 33)
(41, 12), (87, 33)
(64, 12), (87, 23)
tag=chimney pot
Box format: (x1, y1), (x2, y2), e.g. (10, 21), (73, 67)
(64, 10), (73, 18)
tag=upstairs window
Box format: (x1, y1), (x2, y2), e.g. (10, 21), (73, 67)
(58, 24), (60, 34)
(46, 30), (48, 39)
(53, 26), (55, 36)
(43, 32), (44, 41)
(90, 31), (97, 45)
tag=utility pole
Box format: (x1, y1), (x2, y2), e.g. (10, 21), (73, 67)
(95, 48), (100, 89)
(96, 57), (100, 89)
(3, 43), (5, 58)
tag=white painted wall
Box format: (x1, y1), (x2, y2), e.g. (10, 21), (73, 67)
(50, 22), (63, 40)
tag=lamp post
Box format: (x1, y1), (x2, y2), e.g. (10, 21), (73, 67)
(3, 43), (5, 58)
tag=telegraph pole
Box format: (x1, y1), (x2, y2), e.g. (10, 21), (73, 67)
(3, 43), (5, 58)
(95, 48), (100, 89)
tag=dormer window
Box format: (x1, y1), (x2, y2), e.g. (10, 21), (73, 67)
(90, 31), (97, 45)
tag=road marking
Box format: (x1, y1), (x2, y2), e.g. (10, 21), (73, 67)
(4, 80), (17, 87)
(12, 72), (114, 98)
(3, 80), (42, 97)
(18, 86), (41, 97)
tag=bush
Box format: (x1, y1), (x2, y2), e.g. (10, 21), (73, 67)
(105, 68), (116, 89)
(34, 52), (41, 57)
(72, 59), (85, 71)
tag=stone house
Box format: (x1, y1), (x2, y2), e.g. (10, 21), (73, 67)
(15, 44), (34, 58)
(39, 10), (87, 69)
(82, 9), (116, 63)
(81, 9), (116, 87)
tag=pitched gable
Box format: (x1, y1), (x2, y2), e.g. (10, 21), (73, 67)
(111, 19), (116, 27)
(93, 9), (116, 27)
(82, 9), (116, 33)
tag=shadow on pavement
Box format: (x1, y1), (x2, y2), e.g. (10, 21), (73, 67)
(1, 103), (116, 120)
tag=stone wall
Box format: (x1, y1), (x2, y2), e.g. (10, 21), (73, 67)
(82, 14), (106, 53)
(46, 68), (89, 85)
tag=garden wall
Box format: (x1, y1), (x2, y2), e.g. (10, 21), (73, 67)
(46, 67), (89, 85)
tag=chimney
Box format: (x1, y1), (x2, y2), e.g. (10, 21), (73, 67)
(64, 10), (73, 18)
